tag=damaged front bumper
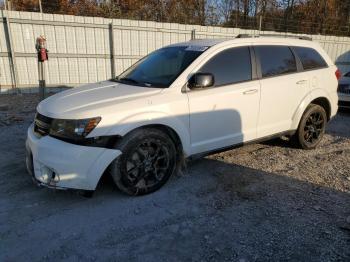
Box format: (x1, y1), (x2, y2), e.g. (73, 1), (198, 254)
(25, 124), (122, 191)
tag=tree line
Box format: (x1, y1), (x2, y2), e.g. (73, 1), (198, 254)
(2, 0), (350, 36)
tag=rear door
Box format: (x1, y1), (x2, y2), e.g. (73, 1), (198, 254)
(254, 45), (310, 138)
(293, 46), (334, 94)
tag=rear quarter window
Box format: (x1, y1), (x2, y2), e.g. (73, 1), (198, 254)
(293, 47), (328, 70)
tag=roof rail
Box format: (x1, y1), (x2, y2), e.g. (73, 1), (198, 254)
(236, 34), (312, 41)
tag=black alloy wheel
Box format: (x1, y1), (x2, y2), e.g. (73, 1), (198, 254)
(293, 104), (327, 149)
(303, 111), (325, 145)
(111, 128), (177, 196)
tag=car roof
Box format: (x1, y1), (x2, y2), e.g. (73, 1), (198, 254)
(166, 36), (333, 66)
(167, 37), (318, 49)
(168, 38), (228, 47)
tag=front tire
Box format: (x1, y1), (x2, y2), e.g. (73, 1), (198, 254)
(110, 128), (177, 196)
(293, 104), (327, 150)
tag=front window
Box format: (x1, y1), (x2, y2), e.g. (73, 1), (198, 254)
(198, 46), (252, 86)
(115, 46), (206, 88)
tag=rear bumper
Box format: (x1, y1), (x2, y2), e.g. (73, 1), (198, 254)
(338, 93), (350, 108)
(25, 124), (122, 191)
(338, 100), (350, 108)
(338, 93), (350, 102)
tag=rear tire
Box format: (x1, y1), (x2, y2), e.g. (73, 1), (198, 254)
(292, 104), (327, 150)
(110, 128), (177, 196)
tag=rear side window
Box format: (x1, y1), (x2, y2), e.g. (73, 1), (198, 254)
(255, 46), (297, 78)
(293, 47), (328, 70)
(199, 47), (252, 86)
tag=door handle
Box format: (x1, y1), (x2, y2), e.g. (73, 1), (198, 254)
(243, 89), (258, 95)
(296, 80), (308, 85)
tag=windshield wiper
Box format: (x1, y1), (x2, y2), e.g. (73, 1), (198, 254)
(117, 77), (140, 84)
(114, 77), (165, 88)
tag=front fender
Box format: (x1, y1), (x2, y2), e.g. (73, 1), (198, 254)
(102, 111), (191, 156)
(291, 88), (332, 130)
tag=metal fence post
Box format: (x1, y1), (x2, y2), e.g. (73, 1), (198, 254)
(3, 13), (19, 91)
(109, 22), (116, 78)
(38, 61), (46, 99)
(36, 35), (48, 100)
(191, 29), (196, 40)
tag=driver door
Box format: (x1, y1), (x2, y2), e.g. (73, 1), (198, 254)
(186, 46), (261, 155)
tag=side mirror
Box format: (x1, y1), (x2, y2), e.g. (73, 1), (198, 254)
(188, 73), (214, 89)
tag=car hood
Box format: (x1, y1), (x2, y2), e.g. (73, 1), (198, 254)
(37, 80), (163, 119)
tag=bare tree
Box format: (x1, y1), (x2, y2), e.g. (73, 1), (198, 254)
(217, 0), (235, 23)
(8, 0), (350, 36)
(282, 0), (296, 31)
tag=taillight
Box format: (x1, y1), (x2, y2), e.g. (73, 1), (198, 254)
(335, 69), (341, 81)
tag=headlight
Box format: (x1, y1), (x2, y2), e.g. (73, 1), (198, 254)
(49, 117), (101, 140)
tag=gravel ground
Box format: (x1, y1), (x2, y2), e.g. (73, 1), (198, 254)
(0, 94), (349, 262)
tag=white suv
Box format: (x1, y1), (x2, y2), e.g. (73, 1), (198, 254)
(26, 36), (339, 196)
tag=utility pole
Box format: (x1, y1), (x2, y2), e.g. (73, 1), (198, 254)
(259, 15), (263, 33)
(159, 0), (165, 22)
(348, 1), (350, 35)
(6, 0), (12, 11)
(320, 0), (327, 35)
(38, 0), (43, 13)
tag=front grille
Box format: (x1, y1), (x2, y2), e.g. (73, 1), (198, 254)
(34, 113), (53, 136)
(338, 84), (350, 94)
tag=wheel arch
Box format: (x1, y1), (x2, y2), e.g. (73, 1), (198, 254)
(291, 90), (332, 130)
(122, 124), (185, 157)
(96, 110), (192, 156)
(98, 123), (188, 191)
(109, 123), (182, 195)
(309, 97), (331, 120)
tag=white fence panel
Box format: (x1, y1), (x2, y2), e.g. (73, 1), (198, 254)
(0, 10), (350, 91)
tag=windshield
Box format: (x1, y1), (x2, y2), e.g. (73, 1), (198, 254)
(115, 46), (206, 88)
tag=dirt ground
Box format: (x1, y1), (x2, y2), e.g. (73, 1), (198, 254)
(0, 93), (349, 262)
